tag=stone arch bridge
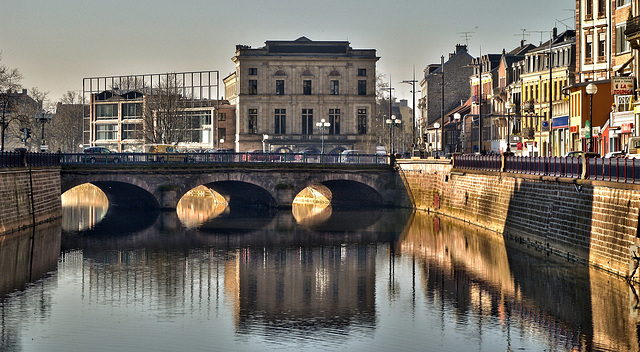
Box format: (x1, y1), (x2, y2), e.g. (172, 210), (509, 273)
(60, 164), (409, 210)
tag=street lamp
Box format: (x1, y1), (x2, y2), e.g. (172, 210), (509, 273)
(316, 118), (330, 154)
(219, 138), (225, 149)
(386, 115), (401, 154)
(35, 109), (52, 152)
(262, 134), (269, 152)
(453, 112), (461, 153)
(433, 122), (440, 157)
(586, 83), (597, 152)
(504, 101), (513, 153)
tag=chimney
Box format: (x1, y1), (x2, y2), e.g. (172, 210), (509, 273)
(553, 27), (557, 40)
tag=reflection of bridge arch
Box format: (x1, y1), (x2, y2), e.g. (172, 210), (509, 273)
(293, 178), (384, 208)
(62, 178), (160, 209)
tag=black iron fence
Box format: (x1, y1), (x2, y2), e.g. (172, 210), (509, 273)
(0, 150), (60, 168)
(453, 154), (640, 184)
(58, 151), (390, 166)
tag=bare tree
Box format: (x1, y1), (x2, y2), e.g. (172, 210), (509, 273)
(143, 74), (189, 145)
(0, 55), (24, 150)
(47, 91), (84, 152)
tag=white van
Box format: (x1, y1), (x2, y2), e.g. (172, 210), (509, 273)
(627, 137), (640, 159)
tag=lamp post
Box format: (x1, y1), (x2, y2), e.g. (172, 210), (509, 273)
(433, 122), (440, 157)
(453, 112), (461, 153)
(316, 118), (330, 154)
(35, 109), (52, 152)
(401, 67), (420, 149)
(219, 138), (225, 149)
(262, 134), (269, 152)
(586, 83), (597, 152)
(504, 101), (513, 153)
(386, 115), (401, 154)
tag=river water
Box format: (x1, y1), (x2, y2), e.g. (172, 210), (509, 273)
(1, 185), (640, 351)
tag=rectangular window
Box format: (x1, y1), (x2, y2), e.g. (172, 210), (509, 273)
(121, 123), (142, 140)
(330, 80), (339, 95)
(248, 68), (257, 75)
(248, 108), (258, 134)
(218, 112), (226, 121)
(96, 104), (118, 119)
(357, 109), (367, 135)
(598, 32), (606, 59)
(329, 109), (340, 135)
(586, 0), (593, 17)
(95, 124), (118, 140)
(617, 0), (631, 6)
(248, 80), (257, 95)
(358, 68), (367, 76)
(218, 128), (226, 141)
(303, 80), (312, 95)
(122, 103), (142, 119)
(302, 109), (313, 135)
(276, 80), (284, 95)
(598, 0), (605, 16)
(183, 110), (208, 143)
(585, 35), (593, 59)
(616, 25), (630, 54)
(274, 109), (286, 134)
(358, 80), (367, 95)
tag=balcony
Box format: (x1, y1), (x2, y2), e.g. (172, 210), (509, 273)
(625, 16), (640, 50)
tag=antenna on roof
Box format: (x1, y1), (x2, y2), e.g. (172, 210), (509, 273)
(555, 16), (574, 31)
(528, 30), (551, 45)
(514, 29), (530, 42)
(457, 31), (474, 47)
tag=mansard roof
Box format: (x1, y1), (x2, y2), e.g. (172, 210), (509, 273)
(235, 37), (378, 59)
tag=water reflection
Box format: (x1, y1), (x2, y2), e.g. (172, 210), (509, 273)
(177, 185), (228, 229)
(61, 183), (108, 232)
(3, 190), (640, 351)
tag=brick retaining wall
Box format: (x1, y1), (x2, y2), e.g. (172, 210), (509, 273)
(0, 167), (62, 234)
(398, 160), (640, 278)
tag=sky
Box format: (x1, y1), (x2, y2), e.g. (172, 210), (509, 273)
(1, 0), (574, 109)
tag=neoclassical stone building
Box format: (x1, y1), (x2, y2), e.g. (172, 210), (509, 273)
(224, 37), (380, 153)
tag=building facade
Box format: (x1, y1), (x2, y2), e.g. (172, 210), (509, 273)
(224, 37), (379, 154)
(83, 71), (229, 152)
(419, 45), (473, 154)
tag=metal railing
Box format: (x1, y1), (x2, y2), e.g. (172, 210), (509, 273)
(0, 150), (60, 168)
(454, 154), (640, 184)
(58, 152), (390, 166)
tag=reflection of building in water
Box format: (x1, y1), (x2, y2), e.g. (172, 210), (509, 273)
(61, 183), (108, 232)
(176, 185), (228, 229)
(237, 245), (376, 332)
(399, 211), (640, 351)
(61, 248), (240, 320)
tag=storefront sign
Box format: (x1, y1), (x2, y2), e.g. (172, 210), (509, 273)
(612, 76), (634, 95)
(622, 123), (634, 134)
(569, 125), (579, 133)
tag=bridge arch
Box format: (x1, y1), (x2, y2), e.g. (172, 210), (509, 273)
(62, 177), (160, 209)
(292, 176), (385, 208)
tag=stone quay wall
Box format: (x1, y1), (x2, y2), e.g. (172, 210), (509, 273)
(0, 167), (62, 235)
(397, 159), (640, 279)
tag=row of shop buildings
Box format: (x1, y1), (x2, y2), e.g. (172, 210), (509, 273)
(421, 0), (640, 157)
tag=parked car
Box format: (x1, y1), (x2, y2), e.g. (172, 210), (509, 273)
(340, 149), (364, 163)
(143, 144), (186, 162)
(563, 151), (600, 158)
(83, 146), (120, 164)
(295, 149), (320, 162)
(242, 149), (282, 162)
(604, 150), (626, 158)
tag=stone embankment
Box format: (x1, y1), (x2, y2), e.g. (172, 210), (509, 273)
(398, 159), (640, 279)
(0, 167), (62, 234)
